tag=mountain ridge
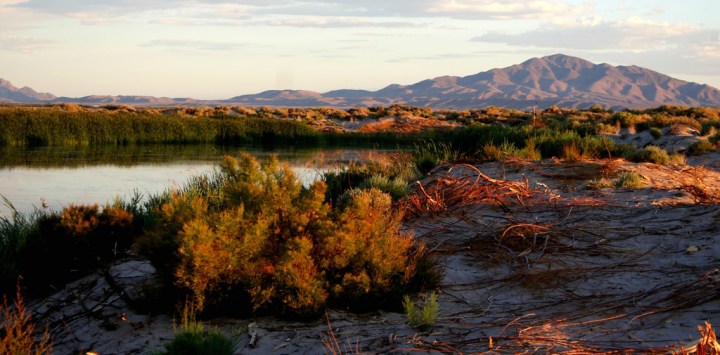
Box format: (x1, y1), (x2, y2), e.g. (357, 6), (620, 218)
(2, 54), (720, 110)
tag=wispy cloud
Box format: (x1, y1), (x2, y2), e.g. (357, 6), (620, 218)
(265, 17), (423, 28)
(0, 32), (54, 51)
(142, 39), (254, 51)
(14, 0), (586, 21)
(473, 17), (719, 51)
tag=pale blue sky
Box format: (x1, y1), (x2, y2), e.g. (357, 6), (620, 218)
(1, 0), (718, 99)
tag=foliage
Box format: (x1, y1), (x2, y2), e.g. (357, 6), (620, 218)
(0, 197), (41, 295)
(649, 127), (663, 139)
(154, 301), (235, 355)
(0, 287), (53, 354)
(16, 203), (135, 293)
(402, 291), (439, 331)
(561, 143), (583, 161)
(413, 140), (459, 175)
(0, 106), (319, 147)
(139, 153), (436, 318)
(627, 145), (670, 165)
(668, 152), (687, 165)
(687, 140), (717, 156)
(323, 159), (417, 205)
(614, 171), (647, 190)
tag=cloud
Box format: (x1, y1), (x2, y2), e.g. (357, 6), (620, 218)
(473, 17), (720, 51)
(0, 0), (27, 5)
(14, 0), (585, 21)
(423, 0), (584, 20)
(142, 39), (254, 51)
(265, 17), (422, 28)
(0, 32), (54, 51)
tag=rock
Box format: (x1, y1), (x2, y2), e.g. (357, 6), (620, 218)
(107, 259), (166, 310)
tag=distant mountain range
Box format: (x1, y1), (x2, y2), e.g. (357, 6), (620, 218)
(3, 54), (720, 110)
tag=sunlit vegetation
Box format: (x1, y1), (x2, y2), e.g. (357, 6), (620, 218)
(3, 103), (720, 318)
(1, 154), (439, 318)
(154, 301), (235, 355)
(3, 104), (720, 163)
(0, 287), (53, 354)
(4, 202), (137, 294)
(0, 105), (320, 146)
(134, 153), (438, 317)
(615, 171), (647, 189)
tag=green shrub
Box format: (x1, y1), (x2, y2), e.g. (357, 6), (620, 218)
(322, 160), (416, 204)
(709, 133), (720, 145)
(615, 171), (647, 190)
(413, 140), (458, 175)
(586, 178), (613, 190)
(627, 145), (670, 165)
(358, 174), (409, 201)
(481, 143), (504, 161)
(649, 127), (663, 139)
(155, 330), (234, 355)
(155, 302), (235, 355)
(0, 197), (41, 295)
(403, 291), (439, 331)
(686, 140), (716, 156)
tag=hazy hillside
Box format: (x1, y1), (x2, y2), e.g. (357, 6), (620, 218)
(3, 54), (720, 110)
(0, 78), (56, 103)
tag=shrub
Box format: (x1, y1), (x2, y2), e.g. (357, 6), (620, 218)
(627, 145), (670, 165)
(323, 160), (416, 204)
(140, 153), (437, 318)
(481, 143), (504, 161)
(586, 178), (613, 190)
(561, 143), (582, 162)
(413, 140), (458, 175)
(0, 287), (53, 354)
(709, 133), (720, 145)
(17, 203), (135, 292)
(649, 127), (663, 139)
(686, 140), (716, 156)
(669, 153), (686, 165)
(615, 171), (647, 190)
(154, 302), (235, 355)
(0, 197), (42, 295)
(403, 291), (439, 331)
(358, 174), (409, 201)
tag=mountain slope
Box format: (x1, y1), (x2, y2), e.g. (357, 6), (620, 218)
(0, 78), (56, 103)
(3, 54), (720, 109)
(225, 54), (720, 110)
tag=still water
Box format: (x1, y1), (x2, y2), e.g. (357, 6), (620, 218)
(0, 144), (402, 217)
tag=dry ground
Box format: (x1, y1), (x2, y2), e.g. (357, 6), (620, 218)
(29, 157), (720, 354)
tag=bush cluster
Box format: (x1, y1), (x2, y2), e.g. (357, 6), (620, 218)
(626, 145), (670, 165)
(137, 154), (437, 318)
(16, 204), (136, 292)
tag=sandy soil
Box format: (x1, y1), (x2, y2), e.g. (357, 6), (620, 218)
(28, 155), (720, 354)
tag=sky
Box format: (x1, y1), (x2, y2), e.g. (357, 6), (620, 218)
(1, 0), (719, 99)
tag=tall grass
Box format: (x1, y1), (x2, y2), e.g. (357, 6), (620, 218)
(0, 107), (321, 147)
(0, 197), (45, 294)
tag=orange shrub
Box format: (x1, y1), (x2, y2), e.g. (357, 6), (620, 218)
(142, 153), (437, 318)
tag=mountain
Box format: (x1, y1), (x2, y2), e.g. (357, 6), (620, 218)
(2, 54), (720, 110)
(226, 54), (720, 110)
(0, 78), (56, 103)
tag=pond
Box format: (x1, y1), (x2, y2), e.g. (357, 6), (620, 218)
(0, 144), (405, 217)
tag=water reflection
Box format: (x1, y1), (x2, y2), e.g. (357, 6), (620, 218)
(0, 144), (406, 216)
